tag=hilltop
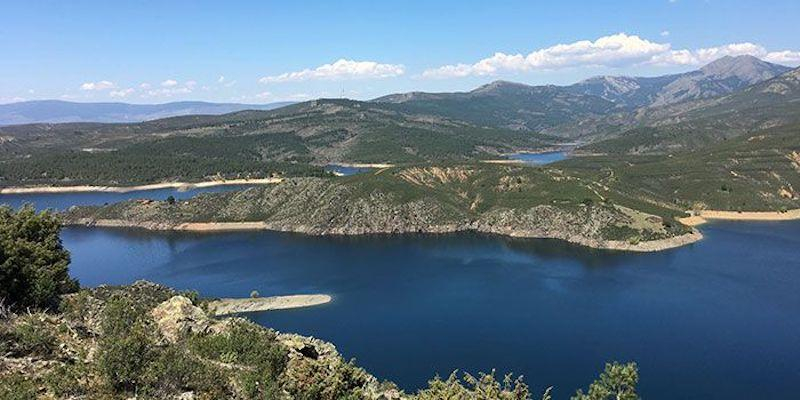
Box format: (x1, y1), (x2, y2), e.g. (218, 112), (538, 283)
(0, 99), (555, 186)
(0, 100), (293, 125)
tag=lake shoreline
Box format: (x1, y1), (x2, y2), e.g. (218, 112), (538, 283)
(67, 217), (704, 253)
(0, 178), (284, 194)
(678, 209), (800, 226)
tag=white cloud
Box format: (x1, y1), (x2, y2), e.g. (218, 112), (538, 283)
(660, 30), (670, 37)
(260, 59), (405, 83)
(422, 33), (669, 78)
(109, 88), (135, 98)
(139, 83), (151, 89)
(217, 76), (226, 83)
(648, 42), (800, 66)
(80, 80), (115, 90)
(185, 80), (197, 88)
(255, 91), (271, 99)
(423, 34), (800, 78)
(161, 79), (178, 87)
(764, 50), (800, 65)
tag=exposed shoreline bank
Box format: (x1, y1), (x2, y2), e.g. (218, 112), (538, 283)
(68, 218), (704, 253)
(0, 178), (284, 194)
(678, 209), (800, 226)
(208, 294), (332, 316)
(331, 162), (394, 169)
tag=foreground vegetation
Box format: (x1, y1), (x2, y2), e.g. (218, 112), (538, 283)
(0, 206), (641, 399)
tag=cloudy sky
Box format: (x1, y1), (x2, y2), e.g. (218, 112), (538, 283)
(2, 0), (799, 104)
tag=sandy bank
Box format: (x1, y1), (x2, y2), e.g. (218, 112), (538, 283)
(69, 218), (704, 252)
(678, 209), (800, 226)
(480, 159), (525, 165)
(0, 178), (283, 194)
(332, 162), (394, 169)
(208, 294), (332, 316)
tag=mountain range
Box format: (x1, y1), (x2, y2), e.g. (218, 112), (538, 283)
(373, 55), (792, 134)
(0, 100), (294, 125)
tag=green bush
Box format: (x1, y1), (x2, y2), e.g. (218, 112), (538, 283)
(142, 346), (231, 398)
(45, 363), (89, 397)
(416, 370), (531, 400)
(11, 315), (57, 357)
(96, 295), (154, 392)
(0, 373), (37, 400)
(572, 362), (639, 400)
(190, 320), (287, 399)
(0, 205), (78, 310)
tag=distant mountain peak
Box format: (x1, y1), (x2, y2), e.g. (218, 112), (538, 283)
(471, 80), (532, 94)
(699, 54), (787, 78)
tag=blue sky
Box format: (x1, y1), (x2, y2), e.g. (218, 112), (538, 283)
(1, 0), (799, 104)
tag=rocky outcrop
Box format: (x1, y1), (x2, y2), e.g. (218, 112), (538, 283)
(151, 296), (212, 343)
(64, 167), (697, 252)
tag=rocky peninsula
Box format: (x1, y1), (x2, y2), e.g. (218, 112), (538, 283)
(64, 165), (700, 252)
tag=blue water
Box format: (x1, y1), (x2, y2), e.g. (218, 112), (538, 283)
(0, 185), (255, 211)
(60, 221), (800, 400)
(324, 164), (373, 176)
(509, 151), (569, 165)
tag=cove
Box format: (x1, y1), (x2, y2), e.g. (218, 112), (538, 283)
(61, 221), (800, 400)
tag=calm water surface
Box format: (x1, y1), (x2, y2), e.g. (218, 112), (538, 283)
(324, 164), (373, 176)
(0, 185), (255, 211)
(509, 151), (569, 165)
(60, 222), (800, 400)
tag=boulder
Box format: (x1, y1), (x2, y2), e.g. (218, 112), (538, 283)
(150, 296), (210, 343)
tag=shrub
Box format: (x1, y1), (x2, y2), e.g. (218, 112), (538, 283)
(96, 295), (155, 392)
(416, 370), (531, 400)
(0, 205), (78, 311)
(190, 320), (287, 399)
(284, 359), (373, 400)
(250, 290), (260, 298)
(142, 345), (231, 398)
(45, 363), (90, 397)
(11, 315), (57, 357)
(0, 373), (37, 400)
(572, 362), (639, 400)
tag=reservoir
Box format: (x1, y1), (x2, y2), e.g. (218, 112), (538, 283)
(508, 150), (569, 165)
(58, 220), (800, 400)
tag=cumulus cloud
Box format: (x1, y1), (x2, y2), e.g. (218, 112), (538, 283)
(660, 30), (670, 37)
(259, 59), (405, 83)
(423, 33), (669, 78)
(422, 33), (800, 78)
(763, 50), (800, 65)
(80, 80), (115, 90)
(648, 42), (800, 66)
(109, 88), (135, 98)
(161, 79), (178, 87)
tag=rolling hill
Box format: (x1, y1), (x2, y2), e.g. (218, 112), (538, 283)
(0, 99), (556, 186)
(0, 100), (294, 125)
